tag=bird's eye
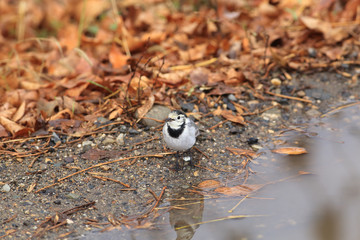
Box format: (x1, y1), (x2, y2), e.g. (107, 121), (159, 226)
(177, 116), (181, 120)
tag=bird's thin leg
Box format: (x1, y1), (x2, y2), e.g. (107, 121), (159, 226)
(174, 151), (182, 171)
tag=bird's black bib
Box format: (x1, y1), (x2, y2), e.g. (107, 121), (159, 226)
(167, 122), (185, 138)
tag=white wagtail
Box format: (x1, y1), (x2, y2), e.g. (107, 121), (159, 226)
(162, 110), (199, 159)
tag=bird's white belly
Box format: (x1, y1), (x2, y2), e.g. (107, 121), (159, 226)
(163, 125), (196, 151)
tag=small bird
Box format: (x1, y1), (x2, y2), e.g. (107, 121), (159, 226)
(162, 110), (199, 153)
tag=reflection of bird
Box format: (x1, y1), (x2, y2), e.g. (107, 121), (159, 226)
(162, 110), (199, 152)
(169, 190), (204, 240)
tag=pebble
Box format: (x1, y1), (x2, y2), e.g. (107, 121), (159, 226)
(95, 117), (109, 126)
(141, 105), (171, 127)
(295, 102), (304, 109)
(297, 90), (306, 97)
(64, 157), (74, 164)
(181, 102), (194, 112)
(308, 47), (317, 58)
(129, 129), (140, 135)
(119, 125), (127, 133)
(82, 140), (94, 147)
(39, 163), (48, 170)
(227, 94), (237, 101)
(247, 137), (259, 145)
(116, 133), (125, 145)
(251, 144), (263, 151)
(66, 219), (74, 224)
(306, 108), (321, 118)
(271, 78), (281, 86)
(2, 184), (10, 192)
(261, 108), (281, 120)
(102, 135), (116, 145)
(66, 193), (80, 199)
(51, 132), (61, 144)
(223, 97), (236, 111)
(54, 200), (61, 205)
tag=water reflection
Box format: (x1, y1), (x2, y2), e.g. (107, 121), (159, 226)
(168, 190), (204, 240)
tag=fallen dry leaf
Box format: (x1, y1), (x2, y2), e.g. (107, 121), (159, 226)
(214, 184), (262, 196)
(226, 147), (259, 158)
(221, 110), (246, 125)
(109, 44), (129, 69)
(12, 101), (26, 122)
(136, 94), (155, 121)
(300, 16), (350, 43)
(0, 116), (27, 136)
(198, 180), (221, 189)
(272, 147), (308, 155)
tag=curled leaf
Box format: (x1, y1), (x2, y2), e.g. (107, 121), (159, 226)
(198, 180), (221, 189)
(272, 147), (307, 155)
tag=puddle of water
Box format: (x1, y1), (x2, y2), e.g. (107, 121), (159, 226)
(82, 104), (360, 240)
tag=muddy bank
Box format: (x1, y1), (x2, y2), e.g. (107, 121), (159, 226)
(1, 70), (359, 239)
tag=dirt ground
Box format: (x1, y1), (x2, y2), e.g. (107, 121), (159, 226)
(1, 69), (359, 239)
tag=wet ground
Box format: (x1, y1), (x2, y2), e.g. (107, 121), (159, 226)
(1, 70), (360, 239)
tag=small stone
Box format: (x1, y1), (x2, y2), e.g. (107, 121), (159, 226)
(98, 133), (106, 141)
(102, 135), (116, 145)
(295, 102), (304, 109)
(227, 94), (237, 102)
(308, 48), (317, 58)
(251, 144), (263, 151)
(119, 125), (127, 133)
(95, 117), (109, 127)
(66, 193), (80, 199)
(213, 116), (222, 122)
(247, 137), (258, 145)
(297, 90), (306, 97)
(129, 129), (140, 135)
(64, 157), (74, 164)
(51, 132), (61, 144)
(23, 220), (31, 226)
(181, 102), (194, 112)
(261, 108), (281, 120)
(82, 140), (94, 147)
(229, 128), (243, 134)
(271, 78), (281, 86)
(54, 200), (61, 205)
(116, 133), (125, 145)
(306, 108), (321, 118)
(140, 105), (171, 127)
(39, 163), (48, 170)
(223, 97), (236, 111)
(66, 219), (74, 224)
(2, 184), (10, 192)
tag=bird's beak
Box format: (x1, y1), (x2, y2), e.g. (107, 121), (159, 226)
(164, 118), (172, 122)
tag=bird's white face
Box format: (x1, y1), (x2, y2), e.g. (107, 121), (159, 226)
(167, 111), (186, 130)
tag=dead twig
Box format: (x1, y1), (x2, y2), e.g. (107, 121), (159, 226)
(265, 90), (312, 104)
(208, 120), (228, 130)
(193, 146), (209, 159)
(321, 101), (360, 118)
(133, 136), (159, 146)
(91, 175), (130, 188)
(1, 214), (17, 225)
